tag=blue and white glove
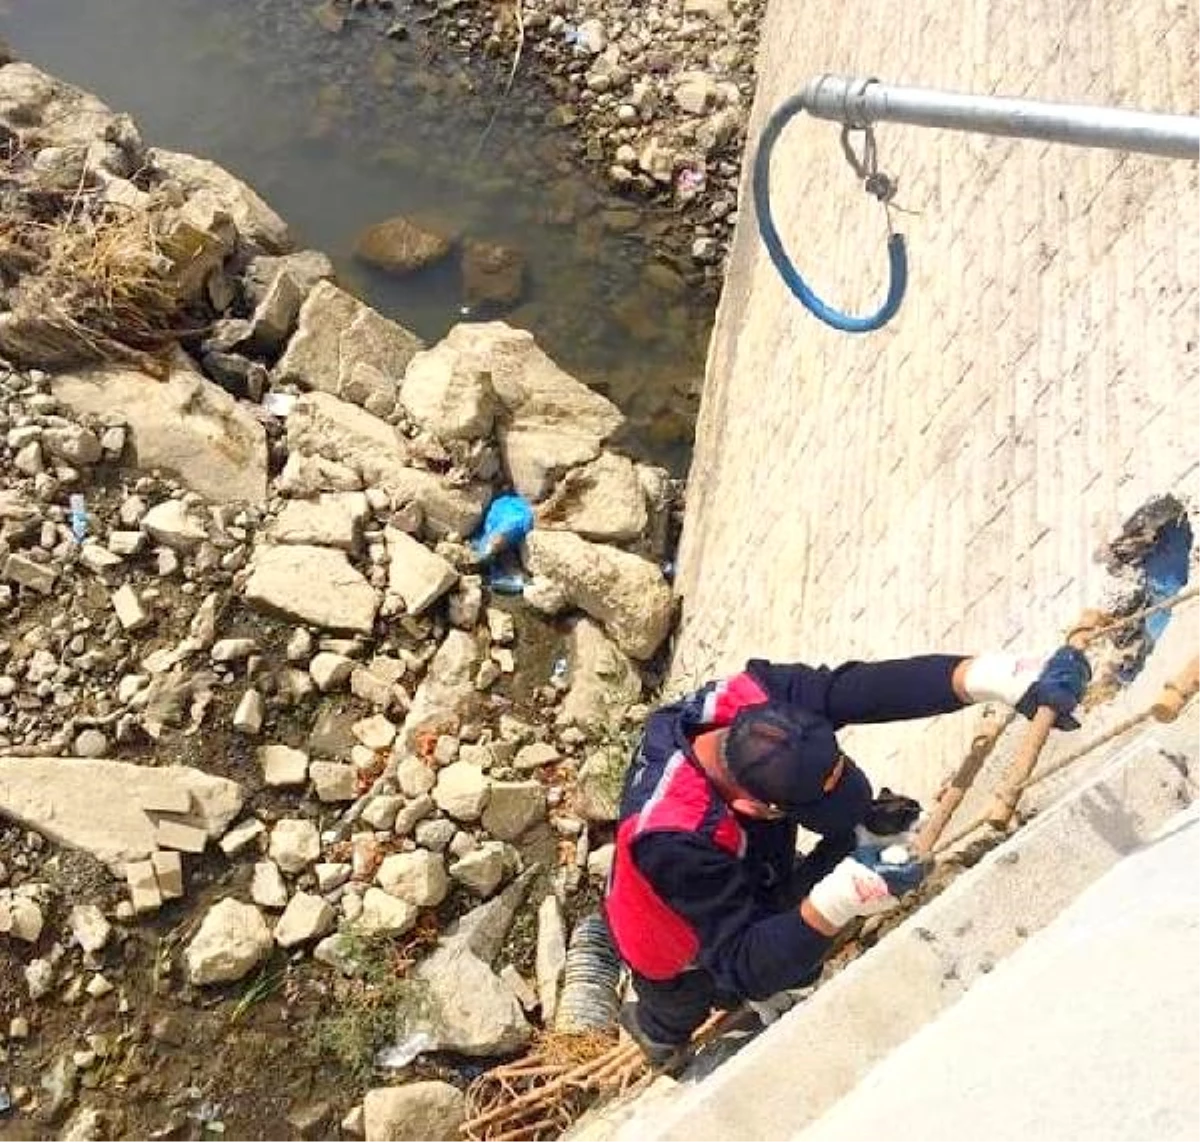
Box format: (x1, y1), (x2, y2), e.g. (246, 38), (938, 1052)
(807, 845), (927, 930)
(963, 646), (1091, 730)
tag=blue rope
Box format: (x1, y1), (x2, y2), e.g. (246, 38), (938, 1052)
(752, 92), (908, 333)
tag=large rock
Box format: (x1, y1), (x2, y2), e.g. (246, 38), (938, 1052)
(354, 215), (454, 274)
(363, 1083), (466, 1142)
(560, 618), (643, 728)
(442, 323), (624, 499)
(433, 761), (491, 822)
(52, 356), (269, 503)
(384, 527), (458, 615)
(394, 875), (535, 1056)
(0, 758), (243, 873)
(274, 281), (422, 402)
(539, 453), (648, 543)
(524, 531), (673, 659)
(461, 239), (525, 308)
(481, 781), (546, 841)
(400, 631), (483, 747)
(184, 899), (273, 985)
(0, 62), (141, 163)
(377, 850), (449, 908)
(399, 340), (497, 441)
(269, 493), (368, 550)
(149, 147), (291, 253)
(286, 392), (488, 538)
(244, 544), (379, 634)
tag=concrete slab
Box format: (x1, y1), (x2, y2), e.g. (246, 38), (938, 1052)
(792, 807), (1200, 1142)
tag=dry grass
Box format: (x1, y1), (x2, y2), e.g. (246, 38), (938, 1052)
(0, 141), (193, 370)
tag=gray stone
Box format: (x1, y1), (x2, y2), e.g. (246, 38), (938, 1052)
(449, 841), (507, 896)
(3, 553), (56, 594)
(357, 886), (418, 935)
(274, 891), (335, 947)
(400, 630), (483, 748)
(211, 638), (257, 662)
(233, 689), (265, 735)
(525, 530), (673, 659)
(393, 794), (435, 837)
(310, 651), (355, 692)
(481, 781), (546, 841)
(52, 357), (269, 503)
(270, 492), (368, 550)
(396, 755), (437, 798)
(384, 527), (458, 615)
(414, 818), (457, 851)
(400, 339), (497, 440)
(310, 761), (356, 802)
(540, 452), (648, 542)
(251, 860), (289, 908)
(268, 819), (321, 873)
(259, 744), (309, 786)
(0, 757), (242, 873)
(363, 1082), (466, 1142)
(219, 817), (266, 856)
(536, 894), (567, 1024)
(377, 849), (449, 908)
(274, 280), (421, 401)
(150, 147), (291, 253)
(576, 748), (626, 822)
(361, 795), (402, 831)
(72, 729), (109, 758)
(461, 240), (526, 309)
(434, 761), (491, 821)
(514, 742), (560, 772)
(286, 392), (487, 538)
(42, 424), (102, 466)
(140, 500), (209, 550)
(561, 618), (642, 729)
(184, 898), (273, 985)
(244, 544), (379, 634)
(441, 323), (624, 499)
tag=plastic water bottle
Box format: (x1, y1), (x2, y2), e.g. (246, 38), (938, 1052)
(68, 493), (88, 542)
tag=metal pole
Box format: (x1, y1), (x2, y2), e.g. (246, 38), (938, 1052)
(801, 75), (1200, 161)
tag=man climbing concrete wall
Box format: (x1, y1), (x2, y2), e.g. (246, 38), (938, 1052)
(672, 0), (1199, 798)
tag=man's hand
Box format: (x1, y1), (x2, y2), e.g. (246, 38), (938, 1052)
(804, 846), (927, 932)
(961, 646), (1091, 730)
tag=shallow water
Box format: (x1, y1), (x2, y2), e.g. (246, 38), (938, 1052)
(0, 0), (710, 471)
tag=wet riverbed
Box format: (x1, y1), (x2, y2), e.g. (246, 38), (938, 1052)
(0, 0), (711, 472)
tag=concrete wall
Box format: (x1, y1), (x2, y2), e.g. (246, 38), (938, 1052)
(672, 0), (1199, 797)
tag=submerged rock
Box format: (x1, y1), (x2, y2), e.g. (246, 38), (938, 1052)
(354, 215), (455, 275)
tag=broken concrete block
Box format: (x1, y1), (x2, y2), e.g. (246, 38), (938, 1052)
(125, 860), (162, 913)
(219, 817), (266, 856)
(154, 817), (207, 854)
(140, 786), (192, 814)
(151, 850), (185, 899)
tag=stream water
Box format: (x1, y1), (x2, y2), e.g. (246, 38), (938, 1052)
(0, 0), (712, 473)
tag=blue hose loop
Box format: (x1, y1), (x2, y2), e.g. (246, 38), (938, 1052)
(752, 91), (908, 333)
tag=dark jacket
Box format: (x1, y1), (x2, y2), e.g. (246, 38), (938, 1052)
(605, 654), (965, 999)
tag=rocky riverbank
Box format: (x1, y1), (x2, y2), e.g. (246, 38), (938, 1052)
(1, 55), (680, 1140)
(334, 0), (765, 288)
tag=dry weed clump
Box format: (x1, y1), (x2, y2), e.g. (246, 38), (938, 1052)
(0, 138), (197, 369)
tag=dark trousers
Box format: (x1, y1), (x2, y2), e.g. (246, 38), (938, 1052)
(632, 968), (731, 1046)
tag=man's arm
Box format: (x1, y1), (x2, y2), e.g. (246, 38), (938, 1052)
(633, 831), (836, 1000)
(745, 654), (969, 728)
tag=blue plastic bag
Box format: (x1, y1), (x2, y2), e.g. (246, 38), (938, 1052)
(472, 493), (535, 563)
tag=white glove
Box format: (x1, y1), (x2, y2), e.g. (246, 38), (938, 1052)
(961, 651), (1047, 707)
(806, 857), (900, 931)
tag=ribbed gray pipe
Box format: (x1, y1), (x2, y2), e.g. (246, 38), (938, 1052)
(553, 912), (623, 1033)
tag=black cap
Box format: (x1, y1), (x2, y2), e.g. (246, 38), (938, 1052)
(724, 706), (873, 835)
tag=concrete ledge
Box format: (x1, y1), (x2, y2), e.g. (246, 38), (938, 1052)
(590, 707), (1197, 1142)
